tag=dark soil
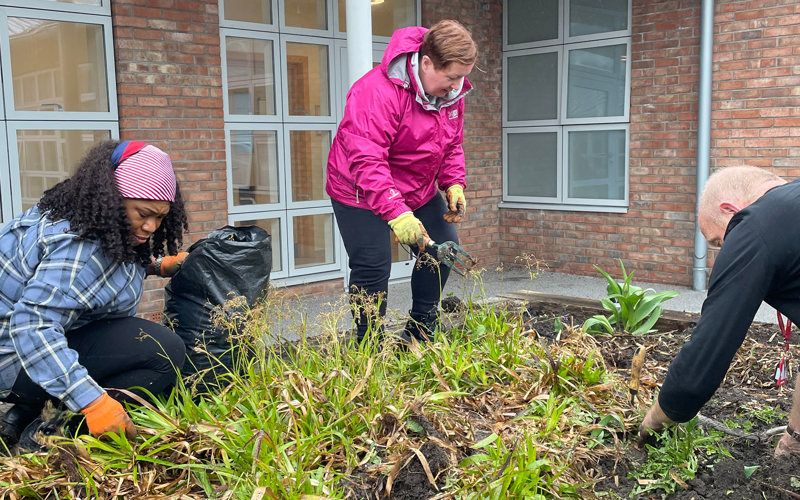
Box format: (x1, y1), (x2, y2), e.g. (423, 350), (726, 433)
(526, 301), (800, 500)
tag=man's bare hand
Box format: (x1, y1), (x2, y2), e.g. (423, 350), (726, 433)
(775, 431), (800, 458)
(637, 401), (673, 448)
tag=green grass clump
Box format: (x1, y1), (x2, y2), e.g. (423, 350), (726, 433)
(0, 284), (643, 499)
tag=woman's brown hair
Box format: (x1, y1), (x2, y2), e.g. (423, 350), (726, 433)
(419, 20), (477, 69)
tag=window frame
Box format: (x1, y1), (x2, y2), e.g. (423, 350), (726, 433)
(283, 122), (336, 210)
(560, 37), (631, 126)
(502, 46), (562, 127)
(286, 207), (340, 276)
(2, 0), (109, 16)
(219, 0), (279, 32)
(502, 126), (562, 205)
(502, 0), (631, 212)
(279, 33), (337, 125)
(225, 122), (286, 215)
(562, 123), (629, 207)
(0, 7), (118, 121)
(220, 28), (284, 123)
(278, 0), (334, 37)
(5, 121), (118, 217)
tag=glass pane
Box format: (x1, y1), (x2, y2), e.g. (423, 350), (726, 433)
(226, 37), (276, 116)
(235, 218), (282, 272)
(286, 42), (330, 117)
(290, 130), (331, 202)
(507, 0), (559, 45)
(507, 52), (558, 121)
(507, 132), (557, 198)
(337, 0), (416, 37)
(568, 129), (626, 200)
(10, 18), (108, 113)
(224, 0), (272, 24)
(390, 232), (412, 262)
(17, 129), (111, 211)
(570, 0), (628, 37)
(230, 130), (280, 206)
(284, 0), (327, 30)
(567, 44), (627, 118)
(293, 213), (334, 268)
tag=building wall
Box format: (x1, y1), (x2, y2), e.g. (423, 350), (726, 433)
(500, 0), (800, 286)
(114, 0), (506, 319)
(118, 0), (800, 317)
(422, 1), (504, 267)
(113, 0), (228, 320)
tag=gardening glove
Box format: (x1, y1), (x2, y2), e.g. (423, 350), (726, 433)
(81, 393), (137, 440)
(154, 252), (189, 277)
(444, 185), (466, 223)
(445, 185), (465, 213)
(388, 212), (430, 248)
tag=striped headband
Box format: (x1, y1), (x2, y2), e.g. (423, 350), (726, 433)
(112, 141), (176, 202)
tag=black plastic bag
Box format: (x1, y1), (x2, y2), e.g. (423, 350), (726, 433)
(164, 225), (271, 392)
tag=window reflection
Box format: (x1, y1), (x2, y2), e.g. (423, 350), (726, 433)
(231, 130), (280, 206)
(224, 0), (272, 24)
(293, 214), (334, 268)
(290, 130), (330, 202)
(10, 17), (108, 113)
(567, 44), (627, 119)
(286, 42), (329, 117)
(284, 0), (327, 30)
(17, 129), (111, 210)
(226, 37), (276, 116)
(568, 129), (625, 200)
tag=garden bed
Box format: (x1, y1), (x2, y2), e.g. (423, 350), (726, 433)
(2, 290), (800, 499)
(514, 293), (800, 500)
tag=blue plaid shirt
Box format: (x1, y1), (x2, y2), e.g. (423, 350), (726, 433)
(0, 206), (146, 411)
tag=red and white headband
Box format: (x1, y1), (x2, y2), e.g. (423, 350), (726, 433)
(112, 141), (176, 203)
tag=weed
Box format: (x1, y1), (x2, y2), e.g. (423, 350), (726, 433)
(630, 418), (731, 497)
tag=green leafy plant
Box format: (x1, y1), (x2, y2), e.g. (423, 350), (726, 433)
(583, 260), (678, 335)
(630, 418), (731, 497)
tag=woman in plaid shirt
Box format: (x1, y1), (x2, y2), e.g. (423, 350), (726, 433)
(0, 140), (189, 451)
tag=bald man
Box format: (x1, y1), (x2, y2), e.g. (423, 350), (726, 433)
(638, 166), (800, 458)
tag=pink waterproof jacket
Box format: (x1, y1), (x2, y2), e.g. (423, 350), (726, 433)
(325, 26), (472, 222)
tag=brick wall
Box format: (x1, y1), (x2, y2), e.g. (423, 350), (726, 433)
(112, 0), (228, 319)
(499, 0), (800, 287)
(422, 1), (504, 269)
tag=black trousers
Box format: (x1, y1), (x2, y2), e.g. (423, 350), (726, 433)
(332, 194), (458, 337)
(3, 317), (186, 410)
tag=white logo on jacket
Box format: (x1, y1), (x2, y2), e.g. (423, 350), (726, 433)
(448, 109), (458, 120)
(388, 188), (400, 199)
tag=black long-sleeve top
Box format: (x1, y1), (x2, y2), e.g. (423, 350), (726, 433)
(659, 179), (800, 422)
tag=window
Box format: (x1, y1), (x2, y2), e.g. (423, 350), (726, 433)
(502, 0), (630, 211)
(0, 2), (117, 224)
(221, 0), (419, 283)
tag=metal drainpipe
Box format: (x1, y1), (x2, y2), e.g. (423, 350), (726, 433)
(693, 0), (715, 291)
(345, 0), (373, 88)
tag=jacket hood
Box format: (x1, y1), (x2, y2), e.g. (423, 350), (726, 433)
(380, 26), (428, 75)
(380, 26), (472, 109)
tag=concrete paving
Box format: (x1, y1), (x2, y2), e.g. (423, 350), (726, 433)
(274, 267), (779, 341)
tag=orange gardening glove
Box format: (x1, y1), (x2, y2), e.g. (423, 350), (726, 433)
(80, 393), (137, 440)
(158, 252), (189, 277)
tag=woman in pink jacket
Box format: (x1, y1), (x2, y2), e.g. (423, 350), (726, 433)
(326, 20), (477, 344)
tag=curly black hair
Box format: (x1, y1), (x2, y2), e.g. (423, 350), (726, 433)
(37, 139), (189, 266)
